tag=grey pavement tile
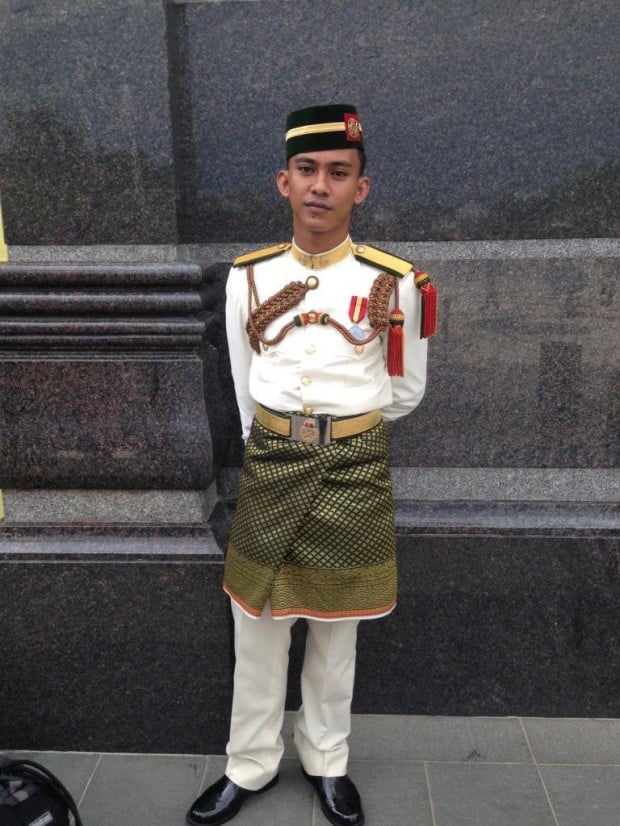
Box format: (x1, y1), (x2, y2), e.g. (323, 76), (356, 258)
(78, 753), (206, 826)
(428, 763), (557, 826)
(2, 750), (100, 805)
(540, 765), (620, 826)
(347, 759), (434, 826)
(522, 718), (620, 765)
(344, 715), (532, 763)
(282, 712), (297, 758)
(196, 755), (314, 826)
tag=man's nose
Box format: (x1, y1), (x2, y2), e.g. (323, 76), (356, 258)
(311, 170), (329, 193)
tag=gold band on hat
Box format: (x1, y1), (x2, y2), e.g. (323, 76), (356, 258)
(285, 121), (362, 142)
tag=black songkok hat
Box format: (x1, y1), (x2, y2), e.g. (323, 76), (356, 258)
(285, 104), (364, 159)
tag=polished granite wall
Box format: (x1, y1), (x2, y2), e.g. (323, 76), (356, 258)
(171, 0), (619, 243)
(1, 243), (617, 753)
(0, 0), (177, 245)
(200, 246), (619, 472)
(0, 0), (618, 752)
(0, 262), (217, 488)
(1, 0), (617, 245)
(2, 525), (617, 753)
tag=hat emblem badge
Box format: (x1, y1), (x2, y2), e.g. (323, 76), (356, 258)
(344, 115), (361, 141)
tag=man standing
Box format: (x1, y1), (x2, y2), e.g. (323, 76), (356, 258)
(187, 104), (435, 826)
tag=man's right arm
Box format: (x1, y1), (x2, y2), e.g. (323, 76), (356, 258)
(225, 266), (256, 441)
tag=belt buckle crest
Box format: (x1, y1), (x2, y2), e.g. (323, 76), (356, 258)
(290, 413), (331, 446)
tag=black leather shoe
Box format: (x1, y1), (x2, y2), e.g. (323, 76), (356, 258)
(186, 773), (279, 825)
(302, 768), (364, 826)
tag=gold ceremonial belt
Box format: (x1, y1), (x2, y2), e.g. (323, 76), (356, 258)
(255, 404), (381, 446)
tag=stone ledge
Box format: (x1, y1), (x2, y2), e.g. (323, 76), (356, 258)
(0, 521), (227, 561)
(0, 486), (217, 525)
(390, 468), (620, 502)
(178, 238), (620, 267)
(218, 467), (620, 504)
(395, 500), (619, 536)
(9, 246), (178, 263)
(9, 238), (620, 268)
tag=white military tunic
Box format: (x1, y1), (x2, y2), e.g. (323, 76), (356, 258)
(225, 237), (428, 441)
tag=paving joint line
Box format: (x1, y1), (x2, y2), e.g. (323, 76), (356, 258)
(421, 759), (536, 766)
(423, 761), (438, 826)
(538, 761), (620, 767)
(519, 717), (560, 826)
(196, 754), (210, 794)
(76, 752), (102, 808)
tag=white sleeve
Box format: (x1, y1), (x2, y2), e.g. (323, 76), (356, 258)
(225, 266), (256, 440)
(380, 270), (428, 421)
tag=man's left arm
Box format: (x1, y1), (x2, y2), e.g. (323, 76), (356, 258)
(381, 270), (428, 421)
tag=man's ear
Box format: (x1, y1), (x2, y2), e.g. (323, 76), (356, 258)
(276, 169), (290, 198)
(354, 176), (370, 206)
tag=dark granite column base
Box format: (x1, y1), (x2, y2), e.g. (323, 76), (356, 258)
(0, 521), (232, 755)
(352, 533), (619, 719)
(2, 500), (617, 753)
(289, 502), (620, 721)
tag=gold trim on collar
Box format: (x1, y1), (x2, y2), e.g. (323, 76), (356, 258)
(290, 236), (353, 270)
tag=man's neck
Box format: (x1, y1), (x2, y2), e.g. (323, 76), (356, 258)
(292, 227), (351, 255)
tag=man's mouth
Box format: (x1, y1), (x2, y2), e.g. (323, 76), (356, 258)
(305, 200), (331, 211)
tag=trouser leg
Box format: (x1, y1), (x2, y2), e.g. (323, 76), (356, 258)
(293, 617), (360, 777)
(225, 600), (296, 790)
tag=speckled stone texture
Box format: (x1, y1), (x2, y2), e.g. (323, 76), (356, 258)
(387, 254), (619, 468)
(281, 506), (619, 721)
(2, 524), (616, 754)
(0, 555), (231, 753)
(0, 0), (618, 753)
(347, 534), (619, 720)
(0, 259), (232, 752)
(172, 0), (618, 243)
(213, 250), (619, 470)
(0, 0), (177, 245)
(0, 263), (217, 488)
(1, 1), (617, 245)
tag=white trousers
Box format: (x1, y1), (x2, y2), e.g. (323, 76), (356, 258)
(225, 600), (360, 790)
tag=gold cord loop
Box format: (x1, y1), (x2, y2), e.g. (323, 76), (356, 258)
(245, 266), (398, 352)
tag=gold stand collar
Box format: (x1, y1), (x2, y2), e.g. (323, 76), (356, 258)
(290, 236), (352, 270)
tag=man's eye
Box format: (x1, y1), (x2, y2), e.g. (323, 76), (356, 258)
(298, 166), (313, 174)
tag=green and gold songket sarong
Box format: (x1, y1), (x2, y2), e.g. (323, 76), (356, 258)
(224, 419), (397, 620)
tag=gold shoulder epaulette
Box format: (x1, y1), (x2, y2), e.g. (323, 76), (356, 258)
(233, 243), (291, 267)
(352, 243), (413, 278)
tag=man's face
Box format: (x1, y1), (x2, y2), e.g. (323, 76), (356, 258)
(276, 149), (370, 250)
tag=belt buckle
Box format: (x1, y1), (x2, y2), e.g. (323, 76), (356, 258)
(290, 413), (331, 446)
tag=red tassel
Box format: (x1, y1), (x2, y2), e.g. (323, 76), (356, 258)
(388, 308), (405, 376)
(414, 271), (438, 338)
